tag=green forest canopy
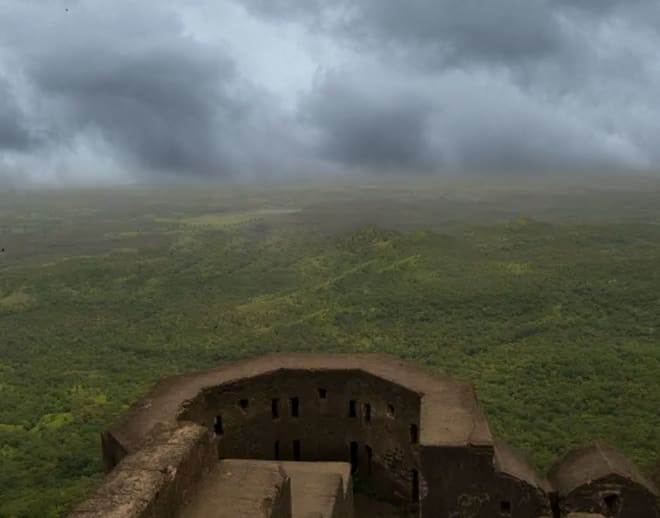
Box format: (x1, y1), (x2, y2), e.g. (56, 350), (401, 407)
(1, 180), (659, 517)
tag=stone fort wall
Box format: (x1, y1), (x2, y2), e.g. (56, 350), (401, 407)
(79, 353), (659, 518)
(178, 368), (421, 504)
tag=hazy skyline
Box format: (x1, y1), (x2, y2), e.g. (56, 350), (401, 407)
(1, 0), (659, 184)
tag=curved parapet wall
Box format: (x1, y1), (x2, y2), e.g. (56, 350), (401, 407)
(104, 354), (491, 458)
(549, 443), (660, 517)
(99, 353), (550, 517)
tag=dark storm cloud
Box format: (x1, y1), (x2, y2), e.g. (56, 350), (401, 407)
(0, 0), (659, 182)
(0, 1), (308, 181)
(243, 0), (660, 60)
(30, 42), (247, 175)
(244, 0), (660, 172)
(303, 74), (436, 171)
(242, 0), (568, 65)
(0, 79), (34, 151)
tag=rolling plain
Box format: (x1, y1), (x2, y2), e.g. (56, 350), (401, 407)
(1, 177), (660, 516)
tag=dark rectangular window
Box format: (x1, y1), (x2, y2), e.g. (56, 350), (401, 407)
(239, 399), (249, 412)
(214, 415), (223, 435)
(274, 441), (280, 460)
(318, 388), (327, 399)
(290, 397), (299, 417)
(349, 400), (357, 417)
(272, 398), (279, 419)
(412, 469), (419, 502)
(365, 445), (373, 475)
(350, 441), (359, 474)
(293, 440), (301, 461)
(410, 424), (419, 444)
(500, 501), (511, 515)
(364, 403), (372, 422)
(386, 404), (395, 418)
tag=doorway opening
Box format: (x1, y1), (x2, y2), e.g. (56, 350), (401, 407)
(411, 469), (419, 503)
(350, 441), (359, 474)
(293, 440), (301, 461)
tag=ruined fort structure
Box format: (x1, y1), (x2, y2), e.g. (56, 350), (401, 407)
(71, 354), (659, 518)
(548, 443), (659, 517)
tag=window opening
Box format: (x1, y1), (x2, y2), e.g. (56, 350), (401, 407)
(290, 397), (299, 417)
(364, 403), (372, 422)
(366, 445), (373, 475)
(410, 424), (419, 444)
(214, 415), (223, 435)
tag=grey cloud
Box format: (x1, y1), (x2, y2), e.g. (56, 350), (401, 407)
(31, 43), (246, 175)
(1, 0), (659, 183)
(303, 74), (436, 171)
(242, 0), (660, 59)
(241, 0), (570, 66)
(0, 79), (34, 151)
(0, 0), (308, 180)
(302, 64), (651, 174)
(342, 1), (565, 66)
(247, 0), (660, 173)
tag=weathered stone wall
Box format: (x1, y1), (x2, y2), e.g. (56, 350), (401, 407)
(101, 430), (128, 473)
(178, 369), (421, 505)
(175, 459), (293, 518)
(420, 445), (550, 518)
(72, 424), (217, 518)
(558, 474), (660, 518)
(81, 355), (660, 518)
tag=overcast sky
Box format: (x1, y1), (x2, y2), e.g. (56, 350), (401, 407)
(1, 0), (659, 184)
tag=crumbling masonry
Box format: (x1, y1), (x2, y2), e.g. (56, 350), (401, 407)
(71, 353), (660, 517)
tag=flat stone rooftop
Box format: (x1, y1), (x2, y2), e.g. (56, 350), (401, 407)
(176, 459), (352, 518)
(279, 461), (352, 518)
(176, 459), (290, 518)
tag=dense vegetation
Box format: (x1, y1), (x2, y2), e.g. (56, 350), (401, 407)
(1, 180), (660, 517)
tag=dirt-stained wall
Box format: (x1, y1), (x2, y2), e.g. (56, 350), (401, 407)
(420, 445), (550, 518)
(72, 424), (218, 518)
(178, 369), (421, 505)
(558, 474), (660, 518)
(79, 355), (660, 518)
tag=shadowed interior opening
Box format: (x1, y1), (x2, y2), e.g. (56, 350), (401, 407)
(349, 399), (357, 418)
(350, 441), (359, 474)
(604, 493), (621, 514)
(293, 440), (301, 461)
(412, 469), (419, 503)
(214, 415), (223, 435)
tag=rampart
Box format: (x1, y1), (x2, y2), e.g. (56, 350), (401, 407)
(73, 353), (659, 517)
